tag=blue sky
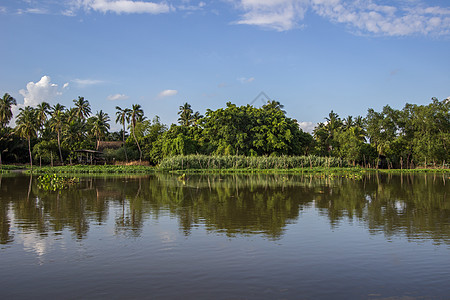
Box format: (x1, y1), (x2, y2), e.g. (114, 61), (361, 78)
(1, 0), (449, 132)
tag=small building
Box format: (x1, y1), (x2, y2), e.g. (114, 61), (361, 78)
(75, 149), (105, 165)
(75, 141), (124, 164)
(96, 141), (123, 152)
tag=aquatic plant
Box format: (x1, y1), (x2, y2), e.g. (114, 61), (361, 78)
(30, 164), (155, 174)
(37, 173), (80, 191)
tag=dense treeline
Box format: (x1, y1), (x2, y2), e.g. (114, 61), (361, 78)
(0, 92), (448, 168)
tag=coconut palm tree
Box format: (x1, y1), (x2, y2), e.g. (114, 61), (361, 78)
(178, 102), (194, 126)
(15, 107), (38, 168)
(127, 104), (144, 162)
(264, 100), (286, 114)
(0, 93), (17, 128)
(73, 96), (91, 121)
(115, 106), (131, 162)
(36, 102), (51, 136)
(89, 110), (110, 150)
(49, 103), (66, 163)
(192, 111), (203, 126)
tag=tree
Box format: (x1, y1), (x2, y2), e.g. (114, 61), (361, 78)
(115, 106), (131, 162)
(263, 100), (286, 114)
(0, 93), (17, 128)
(49, 103), (66, 163)
(89, 110), (111, 150)
(15, 107), (38, 168)
(313, 111), (343, 156)
(36, 102), (51, 136)
(73, 96), (91, 121)
(178, 102), (194, 126)
(127, 104), (144, 162)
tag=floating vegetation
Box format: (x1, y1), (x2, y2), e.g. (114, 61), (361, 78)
(30, 165), (155, 174)
(37, 174), (80, 191)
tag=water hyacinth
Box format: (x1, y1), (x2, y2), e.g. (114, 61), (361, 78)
(37, 173), (80, 191)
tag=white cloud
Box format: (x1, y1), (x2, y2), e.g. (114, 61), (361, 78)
(178, 1), (206, 11)
(237, 77), (255, 83)
(311, 0), (450, 36)
(232, 0), (308, 31)
(17, 7), (49, 14)
(72, 78), (104, 87)
(107, 93), (129, 100)
(230, 0), (450, 36)
(82, 0), (172, 14)
(298, 121), (316, 133)
(157, 89), (178, 98)
(19, 75), (62, 107)
(10, 75), (64, 127)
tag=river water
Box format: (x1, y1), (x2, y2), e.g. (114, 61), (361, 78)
(0, 173), (449, 299)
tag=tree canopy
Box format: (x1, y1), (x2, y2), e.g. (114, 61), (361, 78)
(0, 93), (447, 168)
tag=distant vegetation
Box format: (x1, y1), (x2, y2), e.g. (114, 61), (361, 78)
(0, 92), (448, 169)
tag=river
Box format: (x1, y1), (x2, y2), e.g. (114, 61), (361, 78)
(0, 173), (449, 299)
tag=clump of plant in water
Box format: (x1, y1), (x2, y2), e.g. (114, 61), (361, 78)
(37, 174), (80, 191)
(30, 164), (155, 174)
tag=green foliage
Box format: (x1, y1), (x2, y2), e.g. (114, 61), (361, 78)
(31, 165), (155, 174)
(201, 101), (311, 156)
(37, 174), (80, 191)
(3, 94), (448, 170)
(0, 93), (17, 128)
(159, 154), (350, 170)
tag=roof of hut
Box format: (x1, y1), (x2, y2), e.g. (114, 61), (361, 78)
(96, 141), (123, 152)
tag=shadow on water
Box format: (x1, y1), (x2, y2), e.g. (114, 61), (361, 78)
(0, 172), (448, 244)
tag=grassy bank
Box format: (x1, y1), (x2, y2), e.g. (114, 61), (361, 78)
(1, 154), (448, 174)
(27, 164), (156, 174)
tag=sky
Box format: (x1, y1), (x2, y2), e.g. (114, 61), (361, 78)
(1, 0), (449, 133)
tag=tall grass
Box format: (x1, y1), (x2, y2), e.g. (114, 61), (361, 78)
(29, 164), (156, 174)
(159, 155), (350, 170)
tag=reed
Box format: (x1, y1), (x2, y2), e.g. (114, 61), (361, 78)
(159, 155), (350, 170)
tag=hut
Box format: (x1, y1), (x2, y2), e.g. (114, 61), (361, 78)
(75, 141), (124, 165)
(75, 149), (105, 165)
(96, 141), (123, 152)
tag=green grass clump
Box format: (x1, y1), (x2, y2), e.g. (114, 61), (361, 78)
(159, 155), (350, 171)
(29, 164), (156, 174)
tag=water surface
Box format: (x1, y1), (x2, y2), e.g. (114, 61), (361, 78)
(0, 173), (449, 299)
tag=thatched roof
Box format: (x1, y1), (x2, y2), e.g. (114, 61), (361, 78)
(96, 141), (123, 152)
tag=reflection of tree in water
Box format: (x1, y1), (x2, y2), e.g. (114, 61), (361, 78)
(0, 172), (448, 244)
(314, 173), (449, 244)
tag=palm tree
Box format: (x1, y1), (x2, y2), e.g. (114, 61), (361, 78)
(115, 106), (131, 162)
(192, 111), (203, 126)
(89, 110), (110, 150)
(0, 93), (17, 128)
(49, 103), (66, 163)
(73, 96), (91, 121)
(15, 107), (38, 168)
(264, 100), (286, 114)
(36, 102), (51, 135)
(178, 102), (193, 126)
(343, 115), (353, 131)
(127, 104), (144, 162)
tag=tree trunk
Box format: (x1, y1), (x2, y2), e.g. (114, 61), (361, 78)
(57, 131), (63, 164)
(132, 125), (142, 162)
(123, 123), (128, 162)
(28, 137), (32, 169)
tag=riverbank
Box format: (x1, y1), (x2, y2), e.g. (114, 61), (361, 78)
(1, 164), (449, 175)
